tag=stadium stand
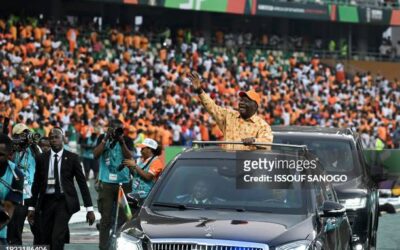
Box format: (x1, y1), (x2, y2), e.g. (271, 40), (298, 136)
(0, 15), (399, 151)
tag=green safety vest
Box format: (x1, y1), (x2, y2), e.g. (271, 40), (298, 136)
(98, 139), (130, 184)
(376, 138), (385, 151)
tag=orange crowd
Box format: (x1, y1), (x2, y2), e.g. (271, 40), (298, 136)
(0, 16), (399, 149)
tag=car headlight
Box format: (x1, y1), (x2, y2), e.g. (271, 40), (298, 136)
(340, 197), (367, 210)
(276, 240), (312, 250)
(116, 232), (143, 250)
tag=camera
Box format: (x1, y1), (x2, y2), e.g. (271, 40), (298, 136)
(117, 163), (126, 171)
(12, 132), (41, 149)
(108, 127), (124, 140)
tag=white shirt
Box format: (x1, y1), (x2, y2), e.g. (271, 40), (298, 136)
(282, 111), (290, 126)
(172, 125), (182, 142)
(46, 149), (64, 194)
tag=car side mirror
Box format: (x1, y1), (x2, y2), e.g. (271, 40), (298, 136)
(320, 201), (346, 217)
(368, 163), (388, 183)
(371, 174), (388, 186)
(127, 193), (141, 210)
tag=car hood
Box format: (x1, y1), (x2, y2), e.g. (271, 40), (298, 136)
(122, 207), (314, 246)
(333, 176), (369, 199)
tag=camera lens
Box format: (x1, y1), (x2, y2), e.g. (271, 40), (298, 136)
(27, 133), (41, 142)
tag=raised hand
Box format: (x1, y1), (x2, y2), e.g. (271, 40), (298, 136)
(188, 71), (203, 91)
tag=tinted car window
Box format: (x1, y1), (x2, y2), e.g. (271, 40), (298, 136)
(274, 136), (360, 176)
(152, 159), (309, 214)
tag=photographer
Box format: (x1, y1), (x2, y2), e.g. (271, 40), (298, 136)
(93, 119), (134, 250)
(0, 133), (24, 245)
(7, 123), (41, 245)
(123, 138), (164, 210)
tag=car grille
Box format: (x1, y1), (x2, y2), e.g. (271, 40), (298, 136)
(150, 239), (268, 250)
(152, 244), (263, 250)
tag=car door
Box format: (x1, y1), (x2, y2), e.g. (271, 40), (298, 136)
(314, 181), (351, 250)
(356, 137), (379, 246)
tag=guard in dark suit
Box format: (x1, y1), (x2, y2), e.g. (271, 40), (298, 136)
(27, 128), (95, 250)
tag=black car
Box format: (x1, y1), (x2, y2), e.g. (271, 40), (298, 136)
(117, 143), (352, 250)
(272, 126), (379, 250)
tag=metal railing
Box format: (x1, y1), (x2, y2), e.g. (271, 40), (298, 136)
(206, 45), (400, 63)
(192, 140), (308, 150)
(15, 26), (397, 65)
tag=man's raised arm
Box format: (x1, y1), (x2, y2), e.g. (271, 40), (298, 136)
(189, 71), (228, 130)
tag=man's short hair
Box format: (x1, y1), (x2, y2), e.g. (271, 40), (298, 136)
(110, 119), (123, 127)
(193, 174), (216, 190)
(50, 127), (64, 135)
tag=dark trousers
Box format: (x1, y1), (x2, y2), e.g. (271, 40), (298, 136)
(82, 158), (99, 179)
(98, 182), (131, 250)
(7, 199), (40, 245)
(40, 194), (72, 250)
(0, 238), (7, 245)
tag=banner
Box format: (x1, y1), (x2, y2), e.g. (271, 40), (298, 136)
(87, 0), (400, 26)
(256, 0), (330, 20)
(357, 7), (392, 25)
(164, 0), (227, 12)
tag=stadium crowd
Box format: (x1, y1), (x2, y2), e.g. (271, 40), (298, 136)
(0, 15), (400, 151)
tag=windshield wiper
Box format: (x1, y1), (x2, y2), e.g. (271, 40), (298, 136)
(206, 207), (277, 213)
(204, 206), (246, 212)
(152, 202), (204, 210)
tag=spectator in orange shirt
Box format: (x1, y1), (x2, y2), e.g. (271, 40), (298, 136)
(66, 28), (79, 53)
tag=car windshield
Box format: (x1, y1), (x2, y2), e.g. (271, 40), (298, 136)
(151, 159), (310, 214)
(273, 136), (360, 176)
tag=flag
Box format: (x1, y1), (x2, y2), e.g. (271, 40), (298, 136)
(118, 186), (132, 220)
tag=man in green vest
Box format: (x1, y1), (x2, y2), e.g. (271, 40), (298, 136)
(329, 40), (336, 56)
(376, 134), (386, 151)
